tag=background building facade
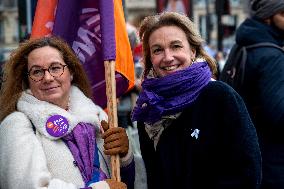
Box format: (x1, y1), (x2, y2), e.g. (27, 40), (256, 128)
(0, 0), (251, 63)
(0, 0), (18, 61)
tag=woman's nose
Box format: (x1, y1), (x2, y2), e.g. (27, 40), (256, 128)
(43, 70), (54, 81)
(163, 49), (174, 62)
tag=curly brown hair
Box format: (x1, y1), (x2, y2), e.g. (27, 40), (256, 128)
(0, 36), (92, 122)
(139, 12), (217, 77)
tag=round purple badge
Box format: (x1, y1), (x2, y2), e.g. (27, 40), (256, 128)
(46, 115), (69, 137)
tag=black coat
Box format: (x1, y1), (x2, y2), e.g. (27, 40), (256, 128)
(236, 18), (284, 189)
(138, 81), (261, 189)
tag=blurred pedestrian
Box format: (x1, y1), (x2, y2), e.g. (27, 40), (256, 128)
(215, 51), (226, 79)
(228, 0), (284, 188)
(118, 21), (140, 129)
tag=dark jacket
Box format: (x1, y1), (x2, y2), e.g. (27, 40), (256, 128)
(138, 81), (261, 189)
(236, 18), (284, 189)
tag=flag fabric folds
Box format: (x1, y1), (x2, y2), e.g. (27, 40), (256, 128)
(31, 0), (57, 38)
(31, 0), (135, 109)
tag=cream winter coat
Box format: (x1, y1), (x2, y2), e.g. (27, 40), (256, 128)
(0, 86), (132, 189)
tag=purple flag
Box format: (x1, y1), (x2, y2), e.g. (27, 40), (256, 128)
(100, 0), (116, 60)
(53, 0), (129, 108)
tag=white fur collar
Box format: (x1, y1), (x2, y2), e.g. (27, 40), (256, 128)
(17, 86), (108, 140)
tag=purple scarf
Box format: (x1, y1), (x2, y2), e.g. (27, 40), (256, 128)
(131, 61), (211, 124)
(62, 122), (107, 187)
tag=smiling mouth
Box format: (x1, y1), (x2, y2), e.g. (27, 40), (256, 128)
(42, 86), (58, 91)
(163, 65), (179, 71)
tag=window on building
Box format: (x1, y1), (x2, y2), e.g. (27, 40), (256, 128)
(0, 18), (4, 43)
(4, 0), (17, 8)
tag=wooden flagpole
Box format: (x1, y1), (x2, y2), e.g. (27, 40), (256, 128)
(104, 60), (121, 181)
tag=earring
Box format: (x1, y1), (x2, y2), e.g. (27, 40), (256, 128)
(70, 75), (73, 81)
(191, 57), (196, 63)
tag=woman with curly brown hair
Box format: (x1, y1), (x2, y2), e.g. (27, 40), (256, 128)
(0, 36), (134, 189)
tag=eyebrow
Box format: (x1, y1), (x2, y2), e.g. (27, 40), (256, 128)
(170, 40), (183, 44)
(28, 61), (63, 69)
(150, 44), (161, 50)
(151, 39), (183, 46)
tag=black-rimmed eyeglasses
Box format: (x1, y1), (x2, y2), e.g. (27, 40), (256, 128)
(28, 63), (68, 82)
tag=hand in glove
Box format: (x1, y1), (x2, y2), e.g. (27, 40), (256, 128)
(88, 179), (126, 189)
(101, 120), (129, 158)
(105, 179), (127, 189)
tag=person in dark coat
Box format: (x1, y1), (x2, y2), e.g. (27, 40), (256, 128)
(131, 12), (262, 189)
(234, 1), (284, 188)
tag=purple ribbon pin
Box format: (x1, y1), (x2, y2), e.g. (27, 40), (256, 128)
(46, 115), (69, 137)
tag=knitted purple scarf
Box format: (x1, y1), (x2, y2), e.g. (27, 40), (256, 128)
(131, 61), (211, 124)
(62, 122), (107, 187)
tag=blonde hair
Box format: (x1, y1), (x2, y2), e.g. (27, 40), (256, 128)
(0, 36), (92, 122)
(139, 12), (217, 77)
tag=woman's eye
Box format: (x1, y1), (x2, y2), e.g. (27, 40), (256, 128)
(32, 69), (43, 76)
(152, 48), (162, 54)
(50, 66), (61, 72)
(173, 44), (182, 49)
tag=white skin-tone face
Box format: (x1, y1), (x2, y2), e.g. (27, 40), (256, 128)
(272, 11), (284, 31)
(149, 25), (196, 77)
(265, 11), (284, 30)
(27, 46), (72, 109)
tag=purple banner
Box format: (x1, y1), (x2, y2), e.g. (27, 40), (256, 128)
(53, 0), (128, 108)
(100, 0), (116, 60)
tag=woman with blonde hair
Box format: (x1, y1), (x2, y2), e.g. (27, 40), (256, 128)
(132, 12), (261, 189)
